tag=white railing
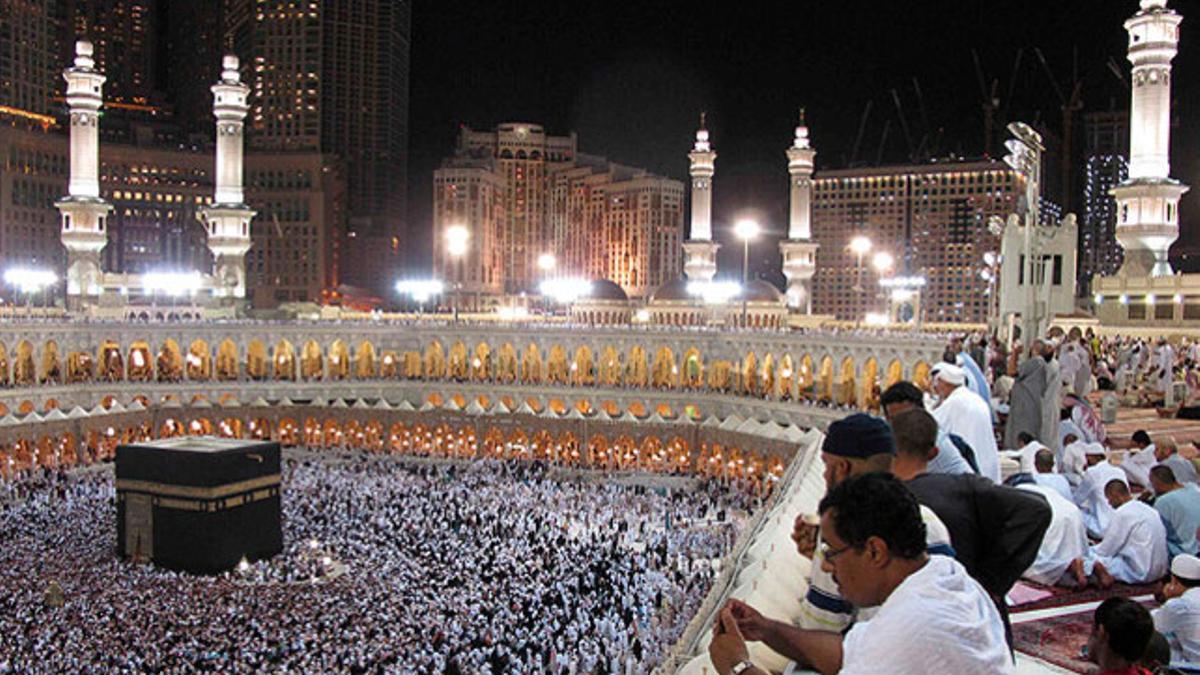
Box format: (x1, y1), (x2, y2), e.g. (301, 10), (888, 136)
(657, 431), (821, 673)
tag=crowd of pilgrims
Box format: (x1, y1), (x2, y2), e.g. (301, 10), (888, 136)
(0, 452), (752, 673)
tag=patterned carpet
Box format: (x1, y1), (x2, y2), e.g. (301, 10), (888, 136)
(1013, 608), (1097, 674)
(1009, 580), (1161, 613)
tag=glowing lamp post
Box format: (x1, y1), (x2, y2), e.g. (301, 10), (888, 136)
(3, 268), (58, 316)
(539, 277), (592, 306)
(395, 280), (444, 315)
(444, 225), (469, 322)
(849, 235), (872, 293)
(871, 251), (893, 275)
(537, 253), (557, 314)
(734, 219), (760, 327)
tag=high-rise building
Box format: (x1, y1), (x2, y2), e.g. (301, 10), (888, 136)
(432, 157), (505, 300)
(0, 0), (59, 121)
(161, 0), (241, 138)
(433, 123), (684, 300)
(60, 0), (161, 108)
(811, 160), (1022, 323)
(238, 0), (411, 295)
(1080, 110), (1129, 292)
(244, 153), (344, 306)
(438, 123), (574, 294)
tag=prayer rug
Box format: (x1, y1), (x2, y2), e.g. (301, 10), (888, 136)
(1009, 580), (1160, 613)
(1012, 608), (1096, 674)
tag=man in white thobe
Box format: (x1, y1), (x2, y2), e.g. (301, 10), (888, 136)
(1003, 432), (1048, 474)
(709, 473), (1012, 675)
(1031, 449), (1073, 502)
(1041, 341), (1063, 456)
(1016, 482), (1089, 586)
(1153, 554), (1200, 668)
(1068, 479), (1168, 588)
(1155, 438), (1199, 486)
(1154, 339), (1177, 395)
(1060, 436), (1091, 486)
(1122, 430), (1158, 489)
(1074, 446), (1129, 539)
(930, 363), (1000, 483)
(1059, 340), (1085, 395)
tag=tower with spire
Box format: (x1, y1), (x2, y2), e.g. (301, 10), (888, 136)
(779, 108), (820, 312)
(1111, 0), (1187, 277)
(199, 55), (256, 301)
(683, 113), (720, 283)
(56, 40), (113, 309)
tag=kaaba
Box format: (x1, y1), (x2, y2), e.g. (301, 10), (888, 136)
(116, 436), (282, 574)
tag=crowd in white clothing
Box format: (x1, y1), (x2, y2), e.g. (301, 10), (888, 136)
(1, 452), (750, 673)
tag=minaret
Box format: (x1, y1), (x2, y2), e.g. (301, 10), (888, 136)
(56, 41), (113, 309)
(1111, 0), (1188, 277)
(682, 114), (720, 283)
(199, 55), (256, 301)
(779, 108), (820, 313)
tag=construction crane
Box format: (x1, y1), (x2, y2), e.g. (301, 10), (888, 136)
(874, 119), (892, 167)
(890, 89), (916, 162)
(1107, 56), (1130, 91)
(1035, 47), (1083, 215)
(972, 49), (1001, 157)
(847, 100), (873, 167)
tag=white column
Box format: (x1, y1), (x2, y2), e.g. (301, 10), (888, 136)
(688, 118), (715, 242)
(65, 42), (103, 198)
(213, 56), (248, 205)
(1127, 0), (1180, 180)
(200, 55), (256, 301)
(56, 40), (113, 306)
(787, 113), (815, 240)
(683, 114), (719, 283)
(1111, 0), (1188, 277)
(780, 111), (819, 313)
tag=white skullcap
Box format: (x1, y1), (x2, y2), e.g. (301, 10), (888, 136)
(1084, 442), (1107, 457)
(1172, 554), (1200, 582)
(930, 363), (966, 386)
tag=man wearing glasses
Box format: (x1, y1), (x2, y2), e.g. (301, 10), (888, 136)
(709, 473), (1012, 675)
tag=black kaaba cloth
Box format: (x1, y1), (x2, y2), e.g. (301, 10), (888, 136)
(116, 436), (282, 574)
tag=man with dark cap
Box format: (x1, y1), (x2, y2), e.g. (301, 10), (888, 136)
(889, 407), (1051, 650)
(773, 414), (953, 672)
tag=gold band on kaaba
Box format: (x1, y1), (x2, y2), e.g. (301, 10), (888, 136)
(116, 474), (281, 500)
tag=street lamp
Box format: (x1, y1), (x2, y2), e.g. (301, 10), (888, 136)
(981, 250), (1001, 331)
(1003, 121), (1045, 346)
(735, 219), (760, 327)
(871, 251), (893, 274)
(3, 268), (58, 317)
(537, 253), (557, 315)
(395, 280), (444, 314)
(444, 225), (469, 322)
(849, 235), (872, 295)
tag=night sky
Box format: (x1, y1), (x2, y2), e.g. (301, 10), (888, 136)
(406, 1), (1200, 281)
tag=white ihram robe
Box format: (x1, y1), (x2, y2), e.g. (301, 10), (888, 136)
(933, 385), (1000, 483)
(1074, 460), (1128, 539)
(1016, 484), (1089, 585)
(1082, 499), (1169, 584)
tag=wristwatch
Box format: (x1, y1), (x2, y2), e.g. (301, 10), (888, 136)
(729, 660), (755, 675)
